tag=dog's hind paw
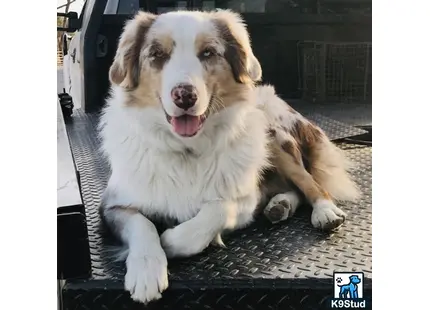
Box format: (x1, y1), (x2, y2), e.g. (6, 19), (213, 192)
(311, 199), (346, 231)
(264, 192), (300, 224)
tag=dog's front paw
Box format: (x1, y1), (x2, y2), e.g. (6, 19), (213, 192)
(125, 253), (168, 304)
(161, 225), (211, 258)
(311, 199), (347, 231)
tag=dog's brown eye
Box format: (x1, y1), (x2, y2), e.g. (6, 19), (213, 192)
(150, 49), (167, 59)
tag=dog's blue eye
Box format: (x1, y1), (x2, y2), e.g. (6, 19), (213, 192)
(201, 48), (216, 59)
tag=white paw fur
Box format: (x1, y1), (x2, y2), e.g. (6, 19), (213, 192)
(311, 199), (347, 230)
(125, 254), (169, 304)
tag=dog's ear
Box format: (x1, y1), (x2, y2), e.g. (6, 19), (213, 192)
(109, 12), (157, 90)
(247, 53), (262, 82)
(211, 10), (262, 84)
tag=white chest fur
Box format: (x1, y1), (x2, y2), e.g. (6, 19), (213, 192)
(100, 96), (270, 223)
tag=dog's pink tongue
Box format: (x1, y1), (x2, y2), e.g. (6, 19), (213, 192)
(171, 115), (200, 137)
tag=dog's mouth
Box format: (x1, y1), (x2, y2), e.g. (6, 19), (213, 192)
(165, 113), (207, 137)
(161, 93), (215, 138)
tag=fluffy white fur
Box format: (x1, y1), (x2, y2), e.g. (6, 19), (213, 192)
(100, 84), (270, 226)
(100, 85), (270, 302)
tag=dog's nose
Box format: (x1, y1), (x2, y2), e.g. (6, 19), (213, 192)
(171, 83), (198, 111)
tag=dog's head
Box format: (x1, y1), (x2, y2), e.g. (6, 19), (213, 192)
(109, 10), (261, 138)
(349, 275), (361, 284)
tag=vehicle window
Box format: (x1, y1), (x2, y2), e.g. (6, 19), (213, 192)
(202, 1), (216, 10)
(212, 0), (265, 12)
(115, 0), (190, 14)
(211, 0), (314, 13)
(156, 1), (188, 14)
(117, 0), (140, 14)
(104, 0), (120, 14)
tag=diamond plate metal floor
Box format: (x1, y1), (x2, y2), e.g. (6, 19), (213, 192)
(63, 109), (372, 309)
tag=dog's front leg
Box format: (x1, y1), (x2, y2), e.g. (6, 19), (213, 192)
(100, 205), (168, 304)
(160, 200), (237, 258)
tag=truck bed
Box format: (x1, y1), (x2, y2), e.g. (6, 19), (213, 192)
(60, 106), (372, 309)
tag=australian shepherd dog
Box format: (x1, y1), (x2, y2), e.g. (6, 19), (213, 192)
(98, 10), (359, 303)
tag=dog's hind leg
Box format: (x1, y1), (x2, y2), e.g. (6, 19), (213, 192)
(340, 287), (348, 298)
(258, 167), (303, 224)
(270, 140), (347, 230)
(257, 85), (360, 202)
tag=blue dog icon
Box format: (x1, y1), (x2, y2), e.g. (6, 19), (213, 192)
(338, 275), (361, 298)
